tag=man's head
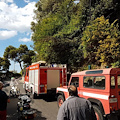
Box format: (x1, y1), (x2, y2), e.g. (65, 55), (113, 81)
(11, 77), (15, 81)
(11, 77), (15, 80)
(0, 81), (3, 90)
(68, 85), (78, 96)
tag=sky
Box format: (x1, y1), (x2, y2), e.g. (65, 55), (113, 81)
(0, 0), (39, 73)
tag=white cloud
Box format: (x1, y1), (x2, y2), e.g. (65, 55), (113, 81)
(26, 32), (30, 36)
(0, 30), (17, 40)
(0, 0), (13, 3)
(0, 1), (36, 33)
(24, 0), (30, 3)
(19, 37), (31, 42)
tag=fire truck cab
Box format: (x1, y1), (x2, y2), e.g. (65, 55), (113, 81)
(57, 68), (120, 120)
(24, 61), (67, 98)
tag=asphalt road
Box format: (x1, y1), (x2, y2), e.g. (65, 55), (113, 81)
(2, 78), (59, 120)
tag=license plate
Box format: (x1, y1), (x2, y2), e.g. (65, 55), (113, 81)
(109, 98), (117, 103)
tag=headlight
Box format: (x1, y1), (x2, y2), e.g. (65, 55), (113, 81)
(19, 107), (23, 111)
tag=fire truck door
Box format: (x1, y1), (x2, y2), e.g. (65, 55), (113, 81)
(111, 73), (120, 110)
(116, 72), (120, 109)
(47, 70), (60, 89)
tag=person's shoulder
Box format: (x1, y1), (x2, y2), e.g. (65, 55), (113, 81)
(79, 97), (92, 106)
(66, 96), (88, 103)
(3, 90), (7, 94)
(77, 97), (90, 103)
(78, 96), (87, 100)
(0, 90), (7, 95)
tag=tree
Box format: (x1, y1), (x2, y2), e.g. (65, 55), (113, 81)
(31, 0), (120, 71)
(31, 0), (83, 72)
(89, 0), (120, 26)
(4, 45), (35, 73)
(0, 57), (10, 70)
(81, 16), (120, 67)
(50, 37), (84, 72)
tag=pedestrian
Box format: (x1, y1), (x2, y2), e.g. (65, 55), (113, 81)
(0, 81), (10, 120)
(10, 77), (18, 87)
(57, 85), (97, 120)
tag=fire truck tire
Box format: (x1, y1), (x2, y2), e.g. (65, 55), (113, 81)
(93, 105), (103, 120)
(57, 95), (65, 108)
(24, 84), (28, 94)
(33, 92), (37, 99)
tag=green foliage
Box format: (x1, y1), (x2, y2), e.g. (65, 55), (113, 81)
(81, 16), (120, 67)
(4, 46), (16, 60)
(31, 0), (120, 72)
(91, 0), (113, 19)
(91, 0), (120, 22)
(0, 57), (10, 70)
(31, 0), (83, 72)
(111, 61), (120, 68)
(4, 45), (35, 73)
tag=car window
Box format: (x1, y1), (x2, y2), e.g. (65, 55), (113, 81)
(83, 76), (105, 89)
(70, 77), (79, 87)
(117, 75), (120, 88)
(111, 76), (115, 89)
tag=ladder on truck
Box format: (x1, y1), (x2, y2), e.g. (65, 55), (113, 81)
(62, 65), (67, 86)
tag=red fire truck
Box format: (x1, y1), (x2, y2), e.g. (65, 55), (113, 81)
(57, 68), (120, 120)
(24, 61), (67, 98)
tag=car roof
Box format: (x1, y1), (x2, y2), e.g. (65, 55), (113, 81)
(72, 68), (120, 76)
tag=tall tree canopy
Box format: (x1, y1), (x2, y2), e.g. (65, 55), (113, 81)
(31, 0), (120, 72)
(31, 0), (83, 72)
(4, 45), (35, 73)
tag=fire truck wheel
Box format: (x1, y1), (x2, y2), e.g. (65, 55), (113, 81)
(57, 95), (65, 108)
(33, 92), (37, 99)
(24, 84), (27, 93)
(93, 105), (103, 120)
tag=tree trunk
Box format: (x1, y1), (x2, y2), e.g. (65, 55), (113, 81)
(19, 62), (23, 74)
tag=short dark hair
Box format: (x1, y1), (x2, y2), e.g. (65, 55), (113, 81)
(68, 85), (78, 96)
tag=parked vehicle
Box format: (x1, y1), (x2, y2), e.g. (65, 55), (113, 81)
(17, 94), (36, 120)
(23, 61), (67, 98)
(9, 85), (20, 97)
(57, 68), (120, 120)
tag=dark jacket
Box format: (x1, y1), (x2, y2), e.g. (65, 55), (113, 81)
(0, 90), (9, 111)
(57, 96), (97, 120)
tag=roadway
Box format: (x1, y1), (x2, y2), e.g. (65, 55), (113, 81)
(2, 78), (58, 120)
